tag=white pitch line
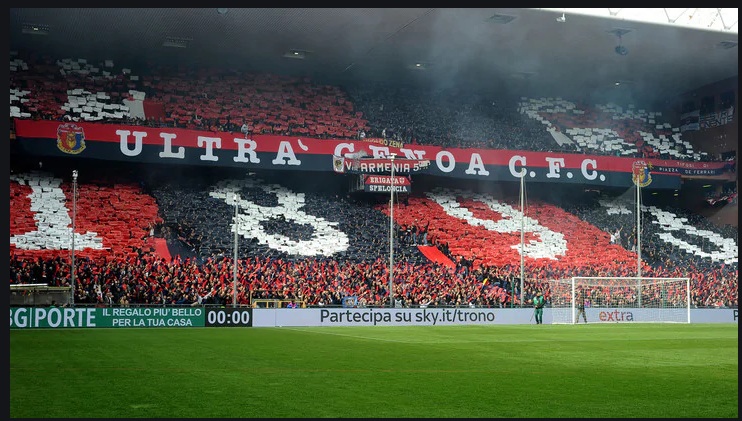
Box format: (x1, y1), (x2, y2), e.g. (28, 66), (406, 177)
(282, 327), (417, 343)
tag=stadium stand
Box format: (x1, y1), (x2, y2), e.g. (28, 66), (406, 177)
(8, 51), (726, 160)
(8, 50), (737, 310)
(9, 161), (737, 309)
(519, 97), (710, 161)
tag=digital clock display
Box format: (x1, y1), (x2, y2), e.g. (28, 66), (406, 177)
(205, 308), (252, 327)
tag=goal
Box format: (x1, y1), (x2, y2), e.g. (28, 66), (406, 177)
(10, 284), (73, 307)
(548, 277), (691, 324)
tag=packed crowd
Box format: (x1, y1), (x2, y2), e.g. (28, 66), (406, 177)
(144, 171), (430, 267)
(10, 51), (726, 160)
(9, 244), (737, 309)
(559, 197), (737, 308)
(9, 167), (737, 309)
(705, 185), (738, 206)
(343, 83), (564, 152)
(9, 253), (510, 308)
(9, 49), (737, 309)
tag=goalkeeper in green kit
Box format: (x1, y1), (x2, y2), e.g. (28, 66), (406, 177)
(533, 291), (545, 324)
(575, 287), (588, 324)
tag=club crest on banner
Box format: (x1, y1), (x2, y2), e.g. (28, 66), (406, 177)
(332, 155), (345, 173)
(56, 123), (86, 155)
(632, 160), (652, 187)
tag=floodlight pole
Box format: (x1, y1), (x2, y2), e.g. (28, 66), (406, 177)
(520, 174), (525, 307)
(636, 183), (642, 307)
(636, 183), (641, 277)
(233, 193), (238, 308)
(389, 153), (396, 308)
(71, 170), (77, 307)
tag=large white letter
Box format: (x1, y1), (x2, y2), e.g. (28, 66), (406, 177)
(158, 133), (185, 159)
(116, 130), (145, 157)
(368, 145), (390, 158)
(271, 141), (301, 165)
(399, 148), (427, 160)
(233, 138), (260, 163)
(197, 136), (222, 161)
(545, 157), (565, 178)
(436, 151), (456, 173)
(334, 143), (354, 157)
(464, 153), (490, 176)
(581, 159), (598, 180)
(509, 155), (527, 177)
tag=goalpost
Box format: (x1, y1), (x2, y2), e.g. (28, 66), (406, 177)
(548, 277), (691, 324)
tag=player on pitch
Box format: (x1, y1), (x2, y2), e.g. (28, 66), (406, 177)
(533, 291), (546, 324)
(575, 287), (588, 324)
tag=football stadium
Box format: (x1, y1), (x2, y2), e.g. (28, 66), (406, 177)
(9, 8), (738, 418)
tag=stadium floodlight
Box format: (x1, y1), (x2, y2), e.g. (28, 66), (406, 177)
(549, 277), (691, 324)
(71, 170), (77, 306)
(389, 153), (396, 308)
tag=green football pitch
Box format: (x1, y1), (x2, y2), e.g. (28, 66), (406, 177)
(10, 323), (738, 418)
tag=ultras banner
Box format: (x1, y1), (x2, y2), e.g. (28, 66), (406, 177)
(14, 119), (734, 189)
(362, 174), (412, 193)
(332, 155), (432, 174)
(362, 175), (412, 186)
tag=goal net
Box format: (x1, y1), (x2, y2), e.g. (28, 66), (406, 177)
(10, 284), (73, 307)
(548, 277), (690, 324)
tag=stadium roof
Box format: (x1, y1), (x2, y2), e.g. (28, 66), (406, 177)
(9, 8), (739, 104)
(536, 8), (738, 34)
